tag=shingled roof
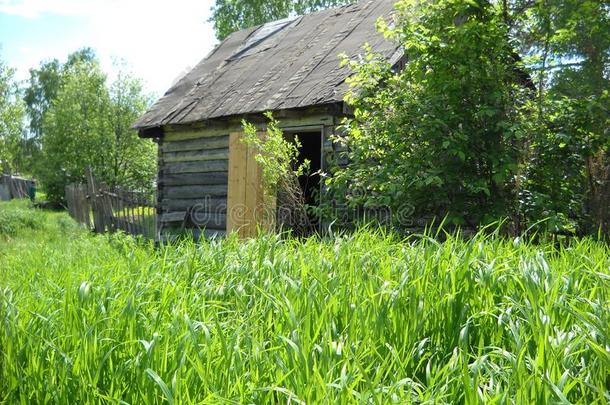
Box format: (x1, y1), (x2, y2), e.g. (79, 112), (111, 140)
(133, 0), (400, 131)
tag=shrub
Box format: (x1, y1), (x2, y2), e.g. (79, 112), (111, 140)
(328, 0), (529, 228)
(242, 113), (312, 233)
(0, 201), (45, 236)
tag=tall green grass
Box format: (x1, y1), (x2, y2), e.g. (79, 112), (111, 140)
(0, 200), (609, 403)
(0, 199), (45, 236)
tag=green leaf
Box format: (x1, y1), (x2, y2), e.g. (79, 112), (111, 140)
(146, 368), (174, 405)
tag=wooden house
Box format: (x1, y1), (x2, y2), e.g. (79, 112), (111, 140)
(133, 0), (401, 239)
(0, 175), (35, 201)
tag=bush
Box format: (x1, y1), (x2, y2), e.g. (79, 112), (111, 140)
(328, 0), (528, 228)
(0, 201), (45, 236)
(0, 200), (83, 238)
(242, 113), (313, 234)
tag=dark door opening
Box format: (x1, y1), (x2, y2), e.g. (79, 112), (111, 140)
(283, 129), (322, 233)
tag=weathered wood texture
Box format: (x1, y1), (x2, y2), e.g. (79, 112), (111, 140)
(161, 136), (229, 153)
(164, 127), (234, 142)
(164, 185), (227, 199)
(65, 173), (157, 239)
(65, 183), (91, 227)
(0, 175), (35, 200)
(157, 130), (230, 238)
(244, 135), (266, 235)
(132, 0), (399, 130)
(0, 184), (9, 201)
(159, 172), (228, 187)
(226, 131), (270, 238)
(163, 148), (228, 163)
(161, 212), (226, 229)
(156, 117), (342, 239)
(227, 131), (248, 235)
(162, 160), (229, 174)
(161, 197), (227, 212)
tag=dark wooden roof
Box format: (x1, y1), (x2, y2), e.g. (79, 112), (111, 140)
(133, 0), (400, 131)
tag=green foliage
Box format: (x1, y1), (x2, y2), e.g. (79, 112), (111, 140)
(18, 48), (98, 175)
(39, 60), (112, 202)
(324, 0), (608, 235)
(1, 201), (610, 403)
(24, 48), (96, 140)
(107, 67), (157, 192)
(518, 95), (606, 234)
(210, 0), (354, 40)
(0, 52), (25, 174)
(23, 58), (62, 140)
(242, 113), (312, 232)
(330, 0), (529, 227)
(0, 200), (44, 236)
(36, 56), (156, 204)
(505, 0), (610, 234)
(242, 112), (308, 198)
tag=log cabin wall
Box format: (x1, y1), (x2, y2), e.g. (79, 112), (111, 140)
(155, 110), (346, 241)
(130, 1), (400, 240)
(157, 123), (233, 240)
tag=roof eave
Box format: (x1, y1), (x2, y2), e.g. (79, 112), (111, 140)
(137, 126), (164, 139)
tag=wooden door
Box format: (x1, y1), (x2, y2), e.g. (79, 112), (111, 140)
(226, 132), (267, 238)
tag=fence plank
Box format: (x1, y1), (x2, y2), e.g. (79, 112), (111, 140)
(66, 173), (158, 240)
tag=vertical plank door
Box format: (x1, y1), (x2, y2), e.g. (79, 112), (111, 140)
(227, 131), (268, 238)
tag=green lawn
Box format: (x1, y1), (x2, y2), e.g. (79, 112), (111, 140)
(0, 200), (609, 403)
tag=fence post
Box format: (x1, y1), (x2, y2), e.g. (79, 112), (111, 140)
(82, 170), (156, 239)
(82, 184), (91, 229)
(86, 167), (103, 233)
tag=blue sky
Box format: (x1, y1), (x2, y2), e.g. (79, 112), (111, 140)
(0, 0), (218, 96)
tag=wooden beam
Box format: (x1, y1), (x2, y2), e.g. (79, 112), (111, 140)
(161, 197), (227, 213)
(243, 132), (265, 238)
(161, 212), (227, 229)
(163, 148), (229, 163)
(164, 128), (232, 142)
(226, 132), (248, 236)
(161, 136), (229, 153)
(158, 172), (228, 187)
(162, 160), (229, 174)
(164, 185), (227, 199)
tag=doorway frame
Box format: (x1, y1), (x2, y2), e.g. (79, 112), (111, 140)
(226, 124), (325, 237)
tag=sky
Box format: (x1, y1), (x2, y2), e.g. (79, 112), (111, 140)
(0, 0), (219, 97)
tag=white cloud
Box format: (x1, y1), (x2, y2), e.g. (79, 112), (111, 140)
(88, 0), (217, 95)
(2, 0), (218, 95)
(0, 0), (104, 18)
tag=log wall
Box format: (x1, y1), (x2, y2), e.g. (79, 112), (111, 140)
(157, 126), (231, 239)
(156, 110), (346, 240)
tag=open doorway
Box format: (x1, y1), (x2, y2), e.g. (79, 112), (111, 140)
(283, 129), (322, 233)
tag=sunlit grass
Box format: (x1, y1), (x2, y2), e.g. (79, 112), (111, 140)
(0, 200), (609, 403)
(113, 206), (155, 218)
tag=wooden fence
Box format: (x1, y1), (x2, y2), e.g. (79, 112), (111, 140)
(65, 171), (157, 239)
(0, 175), (35, 201)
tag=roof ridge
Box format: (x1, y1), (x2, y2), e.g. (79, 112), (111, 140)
(278, 1), (379, 106)
(232, 10), (341, 114)
(133, 0), (399, 130)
